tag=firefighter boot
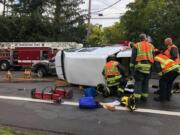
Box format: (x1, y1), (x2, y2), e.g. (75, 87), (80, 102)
(141, 93), (148, 103)
(117, 87), (124, 97)
(127, 95), (136, 111)
(97, 84), (110, 97)
(133, 93), (141, 108)
(141, 96), (147, 103)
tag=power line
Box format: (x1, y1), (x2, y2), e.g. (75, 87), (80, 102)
(91, 17), (120, 20)
(102, 12), (125, 16)
(87, 0), (92, 37)
(84, 0), (121, 12)
(88, 0), (109, 11)
(100, 0), (109, 6)
(99, 0), (122, 11)
(91, 0), (122, 14)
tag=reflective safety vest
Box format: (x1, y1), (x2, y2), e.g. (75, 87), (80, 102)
(104, 61), (120, 77)
(134, 41), (154, 63)
(104, 61), (121, 87)
(134, 41), (154, 74)
(155, 54), (180, 75)
(164, 45), (180, 64)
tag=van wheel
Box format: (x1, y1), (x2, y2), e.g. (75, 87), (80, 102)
(0, 61), (10, 71)
(37, 67), (46, 78)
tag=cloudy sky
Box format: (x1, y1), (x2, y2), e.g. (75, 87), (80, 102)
(81, 0), (134, 27)
(0, 0), (134, 27)
(0, 4), (2, 13)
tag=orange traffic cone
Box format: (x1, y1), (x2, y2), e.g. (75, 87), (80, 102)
(6, 70), (13, 81)
(24, 69), (32, 79)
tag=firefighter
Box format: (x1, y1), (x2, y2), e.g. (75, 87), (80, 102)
(130, 33), (154, 103)
(101, 55), (126, 97)
(164, 38), (180, 64)
(154, 38), (180, 95)
(154, 53), (180, 102)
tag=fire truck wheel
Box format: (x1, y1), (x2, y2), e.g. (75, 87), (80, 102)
(0, 61), (10, 71)
(37, 67), (46, 78)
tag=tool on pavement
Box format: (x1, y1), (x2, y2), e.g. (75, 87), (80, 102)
(120, 95), (136, 111)
(31, 86), (73, 103)
(172, 82), (180, 93)
(97, 82), (136, 111)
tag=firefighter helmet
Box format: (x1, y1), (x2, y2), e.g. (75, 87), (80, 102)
(107, 55), (116, 62)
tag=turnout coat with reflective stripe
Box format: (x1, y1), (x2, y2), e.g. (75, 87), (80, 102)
(104, 61), (121, 87)
(154, 54), (180, 75)
(164, 45), (180, 64)
(104, 61), (120, 77)
(133, 41), (154, 73)
(134, 41), (154, 63)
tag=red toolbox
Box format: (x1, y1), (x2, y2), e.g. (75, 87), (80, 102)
(31, 86), (73, 101)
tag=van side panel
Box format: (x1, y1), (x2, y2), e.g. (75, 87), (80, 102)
(64, 53), (107, 86)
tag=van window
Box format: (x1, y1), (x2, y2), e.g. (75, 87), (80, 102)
(53, 49), (58, 54)
(78, 48), (97, 52)
(42, 51), (48, 59)
(64, 48), (79, 52)
(13, 51), (18, 59)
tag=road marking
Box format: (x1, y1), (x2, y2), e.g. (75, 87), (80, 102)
(115, 106), (180, 116)
(0, 96), (53, 103)
(0, 96), (79, 106)
(0, 95), (180, 116)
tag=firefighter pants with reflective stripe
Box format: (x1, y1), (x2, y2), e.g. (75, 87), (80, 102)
(134, 71), (150, 99)
(159, 70), (179, 100)
(106, 75), (121, 87)
(105, 77), (127, 97)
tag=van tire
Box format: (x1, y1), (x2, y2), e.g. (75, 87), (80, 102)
(0, 61), (10, 71)
(37, 67), (46, 78)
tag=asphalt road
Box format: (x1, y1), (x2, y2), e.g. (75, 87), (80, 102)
(0, 72), (180, 135)
(0, 98), (180, 135)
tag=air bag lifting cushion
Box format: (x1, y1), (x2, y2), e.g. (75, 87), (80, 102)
(84, 87), (96, 97)
(79, 97), (98, 109)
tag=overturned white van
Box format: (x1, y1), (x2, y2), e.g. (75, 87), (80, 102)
(55, 45), (132, 86)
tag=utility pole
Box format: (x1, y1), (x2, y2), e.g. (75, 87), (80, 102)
(3, 0), (6, 16)
(87, 0), (92, 38)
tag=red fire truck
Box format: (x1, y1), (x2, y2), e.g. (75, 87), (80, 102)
(0, 47), (56, 71)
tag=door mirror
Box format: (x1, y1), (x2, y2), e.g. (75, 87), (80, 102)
(49, 58), (55, 63)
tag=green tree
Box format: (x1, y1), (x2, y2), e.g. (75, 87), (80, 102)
(121, 0), (180, 48)
(0, 0), (86, 42)
(103, 22), (126, 44)
(52, 0), (86, 42)
(11, 0), (49, 16)
(86, 24), (104, 45)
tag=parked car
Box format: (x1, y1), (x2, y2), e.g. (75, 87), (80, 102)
(55, 45), (132, 86)
(32, 57), (56, 78)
